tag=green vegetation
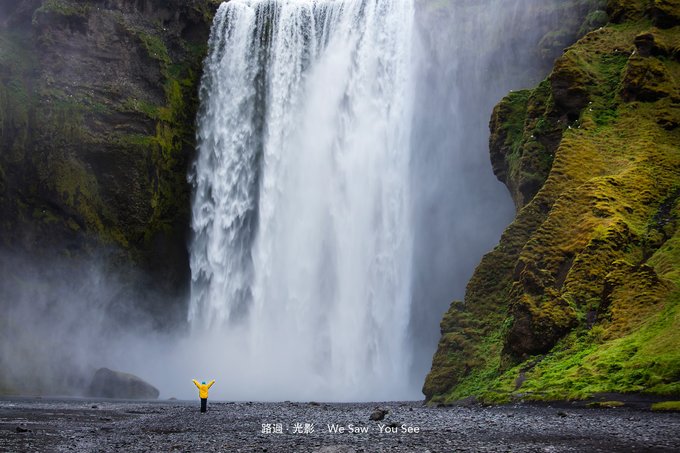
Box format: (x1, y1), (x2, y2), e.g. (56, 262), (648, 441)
(134, 30), (172, 66)
(490, 80), (559, 208)
(34, 0), (91, 19)
(489, 290), (680, 401)
(652, 401), (680, 411)
(426, 0), (680, 404)
(587, 401), (625, 408)
(579, 9), (609, 36)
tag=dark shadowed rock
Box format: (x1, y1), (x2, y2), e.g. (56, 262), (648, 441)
(650, 0), (680, 28)
(88, 367), (159, 400)
(0, 0), (220, 325)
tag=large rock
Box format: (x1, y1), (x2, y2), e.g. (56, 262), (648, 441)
(369, 408), (388, 421)
(88, 367), (159, 399)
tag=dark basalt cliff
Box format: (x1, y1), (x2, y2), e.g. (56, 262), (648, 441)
(426, 0), (680, 403)
(0, 0), (220, 317)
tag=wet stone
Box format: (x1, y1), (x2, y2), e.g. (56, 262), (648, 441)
(0, 399), (679, 452)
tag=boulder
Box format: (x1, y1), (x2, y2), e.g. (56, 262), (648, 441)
(369, 408), (388, 421)
(88, 368), (159, 400)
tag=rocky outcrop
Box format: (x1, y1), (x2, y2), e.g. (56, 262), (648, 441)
(609, 0), (680, 27)
(88, 367), (159, 399)
(489, 80), (565, 209)
(0, 0), (220, 320)
(426, 0), (680, 403)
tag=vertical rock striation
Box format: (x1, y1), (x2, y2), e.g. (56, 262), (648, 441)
(0, 0), (220, 320)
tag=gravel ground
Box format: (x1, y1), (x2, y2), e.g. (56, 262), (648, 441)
(1, 398), (679, 452)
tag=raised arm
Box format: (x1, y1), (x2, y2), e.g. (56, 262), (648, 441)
(192, 379), (200, 388)
(208, 379), (215, 388)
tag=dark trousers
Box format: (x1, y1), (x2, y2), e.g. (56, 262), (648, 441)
(200, 398), (207, 412)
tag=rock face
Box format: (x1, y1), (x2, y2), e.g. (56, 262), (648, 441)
(88, 367), (159, 399)
(426, 0), (680, 403)
(0, 0), (220, 320)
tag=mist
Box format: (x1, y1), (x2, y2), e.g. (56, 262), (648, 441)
(0, 252), (162, 396)
(408, 0), (580, 388)
(0, 0), (594, 402)
(0, 251), (307, 400)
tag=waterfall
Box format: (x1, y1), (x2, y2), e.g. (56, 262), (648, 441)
(189, 0), (416, 401)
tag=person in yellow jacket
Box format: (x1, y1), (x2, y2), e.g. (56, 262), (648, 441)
(192, 379), (215, 413)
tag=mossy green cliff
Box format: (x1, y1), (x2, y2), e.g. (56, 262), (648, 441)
(0, 0), (220, 315)
(425, 0), (680, 403)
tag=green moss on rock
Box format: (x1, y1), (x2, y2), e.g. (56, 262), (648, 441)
(490, 79), (562, 209)
(651, 0), (680, 28)
(0, 1), (221, 316)
(607, 0), (649, 23)
(652, 400), (680, 411)
(35, 0), (90, 18)
(621, 55), (677, 102)
(426, 1), (680, 403)
(587, 400), (625, 408)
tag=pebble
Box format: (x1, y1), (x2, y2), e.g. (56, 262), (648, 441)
(0, 399), (678, 452)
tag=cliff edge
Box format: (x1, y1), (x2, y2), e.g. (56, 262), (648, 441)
(425, 0), (680, 403)
(0, 0), (220, 318)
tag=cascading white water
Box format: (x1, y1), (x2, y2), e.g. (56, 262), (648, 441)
(189, 0), (416, 401)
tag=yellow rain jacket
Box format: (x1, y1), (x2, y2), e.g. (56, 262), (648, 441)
(193, 379), (215, 399)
